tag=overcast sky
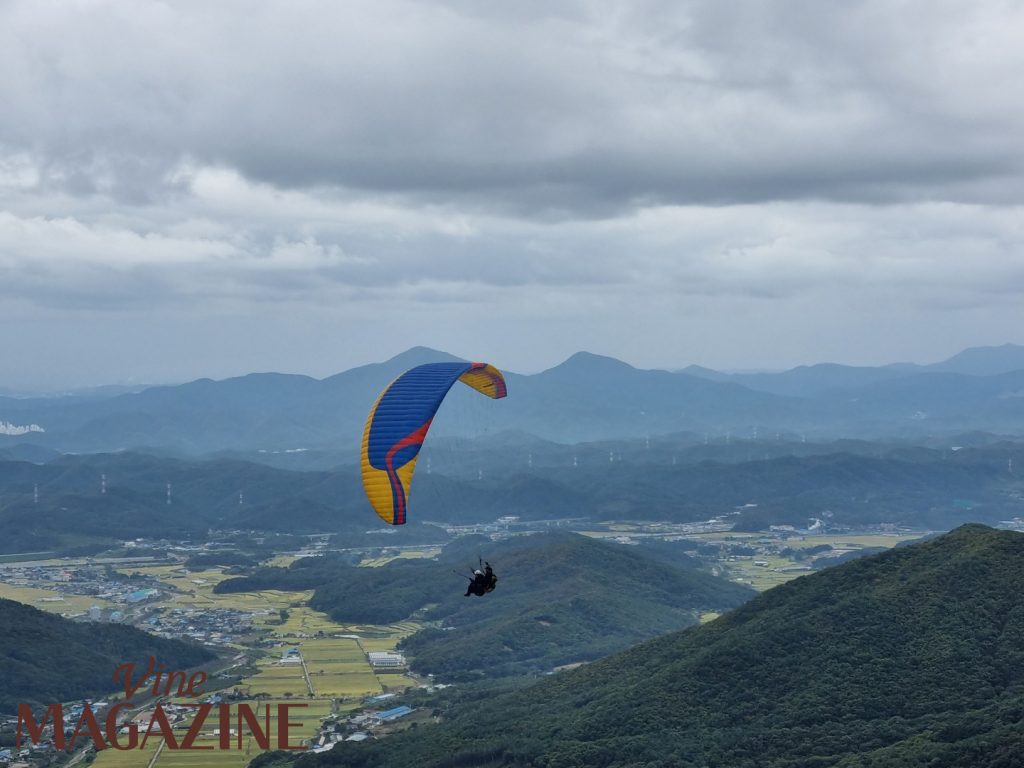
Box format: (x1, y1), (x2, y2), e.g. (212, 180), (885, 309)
(1, 0), (1022, 390)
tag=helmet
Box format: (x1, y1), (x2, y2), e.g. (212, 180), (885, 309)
(474, 570), (483, 576)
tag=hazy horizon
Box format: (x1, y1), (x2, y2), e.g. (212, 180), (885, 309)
(3, 341), (1022, 396)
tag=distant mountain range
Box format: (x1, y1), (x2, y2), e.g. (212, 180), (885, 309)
(683, 342), (1024, 394)
(281, 524), (1024, 768)
(2, 344), (1024, 455)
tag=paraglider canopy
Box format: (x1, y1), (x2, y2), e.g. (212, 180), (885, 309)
(361, 361), (507, 525)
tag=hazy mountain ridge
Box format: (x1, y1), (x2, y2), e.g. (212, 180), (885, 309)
(930, 343), (1024, 376)
(3, 345), (1024, 454)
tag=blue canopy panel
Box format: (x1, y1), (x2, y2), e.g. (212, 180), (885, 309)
(361, 361), (506, 524)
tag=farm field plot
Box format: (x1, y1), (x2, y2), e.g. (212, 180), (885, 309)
(128, 566), (310, 615)
(266, 606), (352, 636)
(241, 662), (308, 698)
(0, 551), (57, 563)
(304, 660), (371, 675)
(359, 631), (416, 653)
(309, 669), (383, 698)
(130, 565), (231, 590)
(294, 636), (384, 697)
(92, 740), (161, 768)
(246, 640), (383, 697)
(729, 555), (809, 590)
(255, 628), (421, 698)
(301, 638), (366, 664)
(784, 534), (922, 549)
(724, 533), (926, 590)
(375, 673), (419, 692)
(155, 748), (252, 768)
(359, 547), (441, 567)
(0, 583), (113, 615)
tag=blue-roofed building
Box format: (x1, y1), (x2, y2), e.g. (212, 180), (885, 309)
(372, 706), (413, 724)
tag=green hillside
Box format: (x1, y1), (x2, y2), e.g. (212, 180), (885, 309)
(292, 524), (1024, 767)
(398, 533), (753, 680)
(220, 532), (754, 680)
(0, 598), (216, 713)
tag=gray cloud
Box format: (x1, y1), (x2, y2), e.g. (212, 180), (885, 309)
(2, 1), (1022, 212)
(0, 1), (1022, 389)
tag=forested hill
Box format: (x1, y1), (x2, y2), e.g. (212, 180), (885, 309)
(391, 533), (754, 680)
(4, 444), (1024, 555)
(0, 453), (452, 554)
(219, 532), (754, 679)
(294, 525), (1024, 768)
(0, 598), (216, 713)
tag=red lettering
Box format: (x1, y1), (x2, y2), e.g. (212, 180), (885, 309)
(236, 704), (271, 750)
(140, 704), (178, 750)
(179, 704), (213, 750)
(186, 670), (207, 696)
(113, 657), (207, 697)
(113, 656), (156, 699)
(17, 704), (63, 750)
(69, 705), (107, 751)
(105, 703), (138, 750)
(277, 704), (308, 750)
(219, 703), (231, 750)
(148, 660), (167, 697)
(162, 670), (187, 696)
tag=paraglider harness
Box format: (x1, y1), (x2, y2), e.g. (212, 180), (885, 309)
(460, 558), (497, 597)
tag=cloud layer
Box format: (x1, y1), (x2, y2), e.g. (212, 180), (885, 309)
(0, 1), (1022, 388)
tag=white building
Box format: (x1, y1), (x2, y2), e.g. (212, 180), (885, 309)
(367, 652), (405, 668)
